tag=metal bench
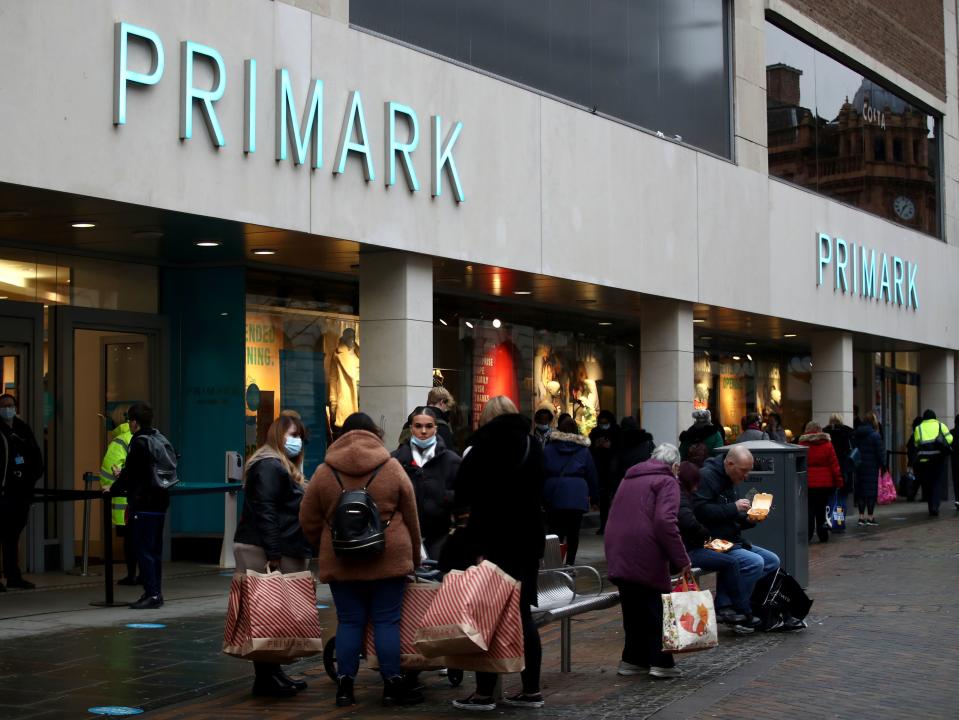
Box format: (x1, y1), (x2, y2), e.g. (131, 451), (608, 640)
(530, 535), (621, 672)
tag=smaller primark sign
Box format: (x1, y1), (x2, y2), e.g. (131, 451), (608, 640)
(817, 232), (918, 310)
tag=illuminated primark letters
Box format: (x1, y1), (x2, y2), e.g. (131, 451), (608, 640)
(817, 232), (919, 310)
(112, 21), (465, 202)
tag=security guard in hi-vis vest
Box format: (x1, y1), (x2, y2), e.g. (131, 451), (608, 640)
(913, 409), (954, 517)
(99, 405), (138, 585)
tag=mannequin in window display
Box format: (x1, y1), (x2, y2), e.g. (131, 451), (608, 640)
(328, 328), (360, 428)
(570, 361), (599, 435)
(535, 346), (566, 415)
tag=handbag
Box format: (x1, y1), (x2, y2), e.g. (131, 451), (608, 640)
(847, 446), (862, 469)
(414, 560), (517, 657)
(877, 470), (898, 505)
(223, 569), (324, 663)
(366, 580), (446, 671)
(661, 572), (718, 654)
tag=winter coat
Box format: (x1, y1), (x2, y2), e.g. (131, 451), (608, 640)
(736, 427), (769, 443)
(588, 423), (619, 489)
(691, 455), (755, 547)
(798, 432), (844, 490)
(234, 455), (311, 560)
(678, 486), (711, 551)
(852, 424), (884, 500)
(392, 438), (461, 554)
(0, 416), (43, 504)
(453, 413), (545, 594)
(112, 427), (170, 514)
(397, 408), (455, 452)
(824, 423), (855, 472)
(767, 427), (787, 443)
(679, 422), (724, 460)
(604, 459), (690, 591)
(611, 427), (655, 488)
(299, 430), (421, 583)
(542, 431), (599, 512)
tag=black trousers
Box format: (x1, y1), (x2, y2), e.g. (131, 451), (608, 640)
(807, 487), (833, 540)
(476, 600), (542, 696)
(0, 500), (30, 581)
(546, 509), (584, 565)
(134, 512), (165, 597)
(916, 459), (945, 513)
(616, 580), (674, 669)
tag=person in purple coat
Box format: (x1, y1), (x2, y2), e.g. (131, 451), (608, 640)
(604, 443), (691, 679)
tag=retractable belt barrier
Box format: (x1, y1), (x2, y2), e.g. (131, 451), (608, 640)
(31, 482), (243, 608)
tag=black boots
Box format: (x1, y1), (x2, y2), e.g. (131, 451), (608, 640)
(382, 675), (424, 706)
(336, 676), (355, 707)
(252, 663), (303, 698)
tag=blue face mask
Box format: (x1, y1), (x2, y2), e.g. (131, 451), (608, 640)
(411, 434), (438, 450)
(536, 424), (551, 433)
(0, 407), (15, 421)
(284, 436), (303, 458)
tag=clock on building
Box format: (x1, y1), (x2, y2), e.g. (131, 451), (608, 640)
(893, 195), (916, 221)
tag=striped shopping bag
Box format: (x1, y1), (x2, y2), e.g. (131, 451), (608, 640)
(414, 560), (518, 657)
(443, 580), (525, 673)
(223, 569), (324, 663)
(366, 580), (446, 671)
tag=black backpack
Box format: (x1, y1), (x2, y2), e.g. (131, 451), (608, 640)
(142, 432), (179, 490)
(329, 462), (394, 559)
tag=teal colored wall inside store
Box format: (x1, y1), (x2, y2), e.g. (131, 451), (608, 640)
(162, 267), (245, 535)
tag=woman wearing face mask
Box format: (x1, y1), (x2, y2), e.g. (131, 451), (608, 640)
(392, 406), (461, 561)
(233, 410), (312, 698)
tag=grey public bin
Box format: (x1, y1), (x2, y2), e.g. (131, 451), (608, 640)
(711, 440), (809, 587)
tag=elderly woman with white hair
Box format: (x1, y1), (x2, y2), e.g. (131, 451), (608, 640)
(604, 443), (691, 679)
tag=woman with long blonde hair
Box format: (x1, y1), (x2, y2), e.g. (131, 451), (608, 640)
(234, 410), (312, 698)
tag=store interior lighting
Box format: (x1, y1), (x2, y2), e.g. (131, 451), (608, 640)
(71, 222), (95, 229)
(746, 353), (753, 361)
(438, 318), (448, 326)
(733, 355), (741, 361)
(783, 333), (797, 338)
(465, 321), (474, 329)
(514, 290), (531, 295)
(252, 249), (275, 255)
(693, 318), (705, 323)
(195, 240), (220, 247)
(492, 318), (502, 328)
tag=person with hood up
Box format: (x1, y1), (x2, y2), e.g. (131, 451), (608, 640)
(542, 416), (599, 566)
(609, 417), (654, 501)
(798, 421), (844, 542)
(392, 405), (461, 560)
(299, 413), (423, 708)
(449, 396), (546, 711)
(678, 409), (724, 461)
(589, 410), (620, 534)
(233, 410), (312, 698)
(605, 443), (691, 679)
(852, 412), (885, 526)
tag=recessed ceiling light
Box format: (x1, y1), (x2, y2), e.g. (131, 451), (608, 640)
(693, 318), (705, 323)
(465, 321), (474, 329)
(733, 355), (741, 361)
(514, 290), (532, 295)
(252, 249), (276, 256)
(492, 318), (502, 329)
(745, 342), (757, 346)
(746, 353), (753, 362)
(598, 321), (612, 326)
(195, 240), (220, 247)
(783, 333), (797, 338)
(439, 318), (448, 326)
(220, 312), (228, 316)
(0, 296), (8, 300)
(71, 222), (95, 229)
(700, 336), (712, 340)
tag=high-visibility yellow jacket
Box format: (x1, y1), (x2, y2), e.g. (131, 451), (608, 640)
(913, 418), (953, 463)
(100, 422), (133, 525)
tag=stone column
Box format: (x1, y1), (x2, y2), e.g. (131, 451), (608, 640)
(919, 349), (956, 422)
(641, 299), (694, 447)
(359, 250), (433, 442)
(811, 331), (854, 427)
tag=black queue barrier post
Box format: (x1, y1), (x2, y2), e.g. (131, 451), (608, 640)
(89, 490), (126, 607)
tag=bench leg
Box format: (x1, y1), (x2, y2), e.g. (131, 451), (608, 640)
(560, 617), (572, 673)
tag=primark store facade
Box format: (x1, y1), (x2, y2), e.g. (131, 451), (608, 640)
(0, 0), (957, 571)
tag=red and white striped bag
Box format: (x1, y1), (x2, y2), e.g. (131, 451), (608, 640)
(222, 569), (324, 663)
(365, 581), (446, 671)
(414, 560), (518, 657)
(443, 580), (525, 673)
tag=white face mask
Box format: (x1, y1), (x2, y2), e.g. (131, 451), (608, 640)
(284, 436), (303, 458)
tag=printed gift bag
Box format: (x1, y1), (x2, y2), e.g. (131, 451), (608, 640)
(442, 581), (525, 673)
(662, 575), (719, 654)
(366, 581), (446, 671)
(877, 470), (898, 505)
(414, 560), (517, 657)
(223, 569), (324, 663)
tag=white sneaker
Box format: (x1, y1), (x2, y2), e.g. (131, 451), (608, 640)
(616, 660), (649, 676)
(649, 666), (683, 679)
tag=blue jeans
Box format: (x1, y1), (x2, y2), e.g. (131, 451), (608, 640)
(329, 577), (405, 680)
(687, 547), (750, 615)
(723, 544), (780, 609)
(133, 512), (165, 597)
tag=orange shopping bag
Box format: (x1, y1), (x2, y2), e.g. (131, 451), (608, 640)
(223, 569), (324, 663)
(414, 560), (518, 657)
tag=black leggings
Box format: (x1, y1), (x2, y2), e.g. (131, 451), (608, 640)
(476, 601), (541, 696)
(546, 509), (584, 565)
(857, 499), (876, 515)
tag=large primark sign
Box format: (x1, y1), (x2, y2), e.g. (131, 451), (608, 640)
(817, 232), (918, 310)
(112, 21), (465, 202)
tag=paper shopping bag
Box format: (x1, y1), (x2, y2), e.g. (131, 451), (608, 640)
(366, 581), (446, 671)
(443, 580), (525, 673)
(222, 569), (324, 663)
(662, 585), (719, 654)
(414, 560), (517, 657)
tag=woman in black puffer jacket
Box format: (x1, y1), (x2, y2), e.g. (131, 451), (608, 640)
(234, 410), (312, 698)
